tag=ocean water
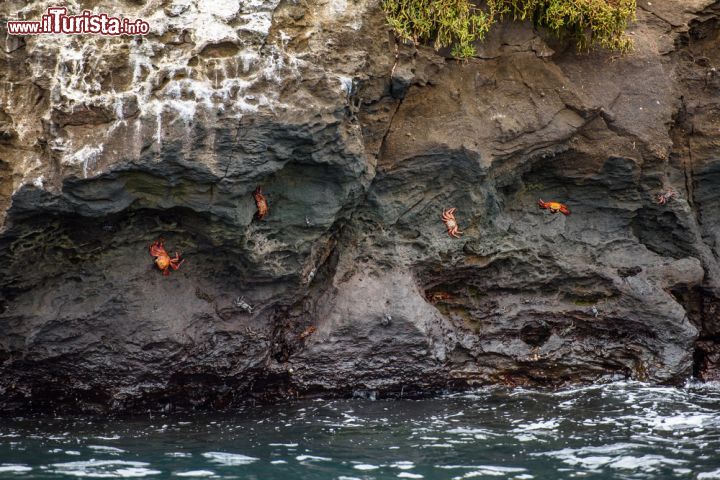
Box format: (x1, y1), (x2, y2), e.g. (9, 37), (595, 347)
(0, 382), (719, 479)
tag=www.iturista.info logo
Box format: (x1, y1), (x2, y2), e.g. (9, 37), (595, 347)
(7, 7), (150, 35)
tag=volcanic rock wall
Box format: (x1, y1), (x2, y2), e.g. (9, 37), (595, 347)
(0, 0), (719, 413)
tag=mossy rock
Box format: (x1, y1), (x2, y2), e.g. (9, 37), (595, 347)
(382, 0), (636, 59)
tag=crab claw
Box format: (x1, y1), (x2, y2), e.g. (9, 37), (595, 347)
(149, 240), (165, 257)
(441, 208), (457, 221)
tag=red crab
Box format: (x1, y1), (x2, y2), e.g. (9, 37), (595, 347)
(657, 189), (678, 205)
(253, 186), (268, 220)
(149, 239), (185, 276)
(299, 326), (317, 340)
(538, 199), (570, 216)
(441, 208), (462, 238)
(426, 291), (453, 304)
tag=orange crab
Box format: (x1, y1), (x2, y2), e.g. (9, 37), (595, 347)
(149, 239), (185, 276)
(426, 291), (453, 304)
(538, 199), (570, 216)
(253, 186), (268, 220)
(441, 208), (462, 238)
(299, 326), (317, 340)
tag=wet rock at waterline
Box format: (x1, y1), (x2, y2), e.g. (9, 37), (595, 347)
(1, 0), (720, 413)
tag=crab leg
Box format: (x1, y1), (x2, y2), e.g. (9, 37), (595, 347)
(170, 259), (185, 270)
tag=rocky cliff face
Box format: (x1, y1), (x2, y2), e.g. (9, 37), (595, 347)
(1, 0), (719, 413)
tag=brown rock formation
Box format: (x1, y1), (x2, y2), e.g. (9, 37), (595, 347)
(0, 0), (719, 412)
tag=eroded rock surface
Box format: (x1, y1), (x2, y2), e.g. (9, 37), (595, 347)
(0, 0), (719, 413)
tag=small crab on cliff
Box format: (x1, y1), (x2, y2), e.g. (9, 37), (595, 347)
(149, 239), (185, 276)
(299, 326), (317, 340)
(657, 189), (679, 205)
(233, 296), (254, 314)
(441, 208), (462, 238)
(253, 186), (268, 220)
(538, 199), (571, 216)
(426, 291), (453, 304)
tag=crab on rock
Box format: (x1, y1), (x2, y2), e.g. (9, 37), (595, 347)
(441, 208), (462, 238)
(253, 186), (268, 220)
(657, 189), (679, 205)
(538, 199), (570, 216)
(149, 239), (185, 276)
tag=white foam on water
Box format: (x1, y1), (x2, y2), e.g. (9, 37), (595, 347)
(165, 453), (192, 458)
(0, 465), (32, 473)
(391, 461), (415, 470)
(534, 444), (687, 472)
(646, 413), (714, 431)
(513, 419), (559, 431)
(88, 445), (126, 454)
(699, 469), (720, 479)
(608, 455), (687, 471)
(445, 427), (494, 438)
(436, 465), (527, 472)
(567, 456), (614, 470)
(116, 468), (162, 478)
(534, 443), (643, 457)
(353, 464), (379, 471)
(51, 460), (160, 478)
(398, 473), (423, 479)
(202, 452), (258, 466)
(296, 455), (331, 462)
(174, 471), (215, 477)
(270, 460), (287, 464)
(446, 466), (527, 479)
(268, 443), (298, 447)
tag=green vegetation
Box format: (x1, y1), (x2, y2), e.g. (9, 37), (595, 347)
(381, 0), (636, 58)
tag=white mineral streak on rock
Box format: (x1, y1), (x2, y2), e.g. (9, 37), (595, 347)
(7, 0), (375, 193)
(15, 0), (290, 183)
(196, 0), (240, 20)
(64, 144), (104, 179)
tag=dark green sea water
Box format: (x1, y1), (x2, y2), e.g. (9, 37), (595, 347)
(1, 382), (719, 479)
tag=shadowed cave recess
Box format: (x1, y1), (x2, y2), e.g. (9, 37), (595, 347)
(1, 0), (720, 413)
